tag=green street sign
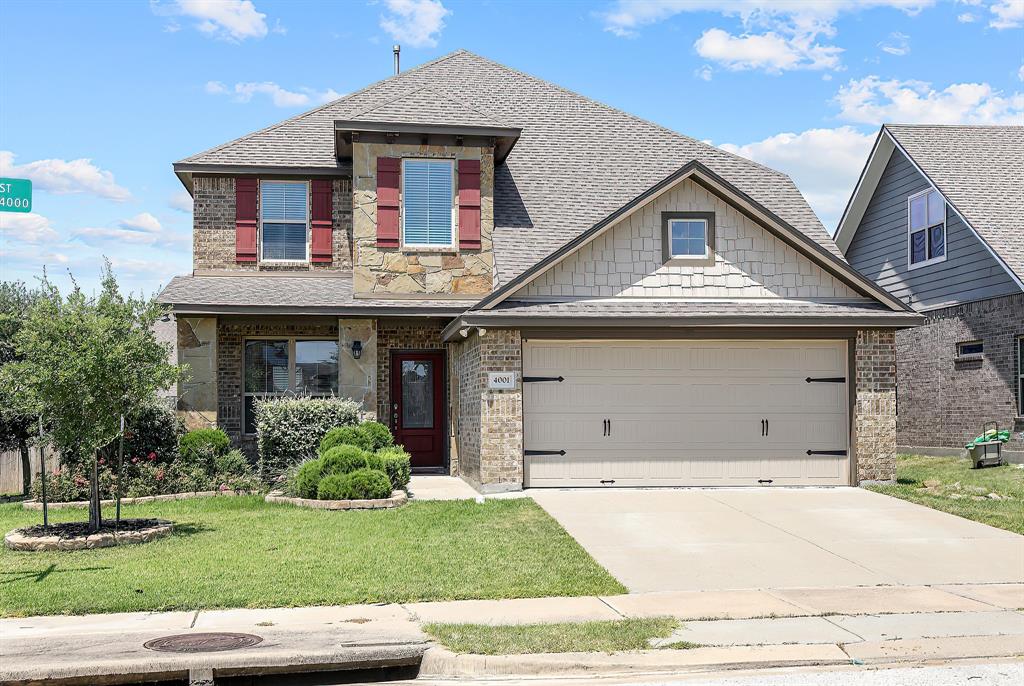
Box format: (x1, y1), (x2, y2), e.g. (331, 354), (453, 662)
(0, 178), (32, 213)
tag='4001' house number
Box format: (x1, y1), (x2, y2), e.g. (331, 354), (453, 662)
(487, 372), (517, 390)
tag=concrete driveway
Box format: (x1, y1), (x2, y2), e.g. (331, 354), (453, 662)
(530, 488), (1024, 593)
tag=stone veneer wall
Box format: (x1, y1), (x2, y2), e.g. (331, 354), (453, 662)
(193, 176), (353, 272)
(351, 142), (495, 296)
(451, 329), (523, 492)
(895, 293), (1024, 455)
(216, 318), (339, 451)
(855, 329), (898, 482)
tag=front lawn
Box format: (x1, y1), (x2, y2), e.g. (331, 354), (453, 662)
(0, 496), (625, 617)
(424, 618), (685, 655)
(867, 455), (1024, 535)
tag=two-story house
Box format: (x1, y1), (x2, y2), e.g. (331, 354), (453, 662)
(159, 50), (920, 492)
(837, 124), (1023, 460)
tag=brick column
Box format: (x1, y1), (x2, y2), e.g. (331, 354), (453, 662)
(855, 329), (898, 483)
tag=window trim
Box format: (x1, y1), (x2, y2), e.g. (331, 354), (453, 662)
(400, 157), (457, 250)
(661, 211), (715, 266)
(259, 179), (310, 263)
(906, 188), (947, 271)
(242, 336), (339, 435)
(956, 340), (984, 358)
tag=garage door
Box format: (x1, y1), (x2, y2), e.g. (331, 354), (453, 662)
(523, 340), (850, 487)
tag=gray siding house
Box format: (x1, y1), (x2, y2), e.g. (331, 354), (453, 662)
(836, 124), (1024, 458)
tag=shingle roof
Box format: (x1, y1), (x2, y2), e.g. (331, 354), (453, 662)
(178, 50), (841, 285)
(885, 124), (1024, 284)
(344, 86), (509, 128)
(157, 275), (471, 315)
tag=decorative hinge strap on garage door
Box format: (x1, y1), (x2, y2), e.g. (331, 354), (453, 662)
(523, 376), (564, 382)
(525, 450), (566, 456)
(806, 377), (846, 383)
(806, 450), (848, 456)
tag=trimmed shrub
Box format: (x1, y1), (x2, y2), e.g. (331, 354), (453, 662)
(334, 468), (393, 500)
(292, 458), (325, 499)
(180, 428), (230, 459)
(377, 447), (412, 491)
(359, 421), (394, 452)
(316, 473), (349, 500)
(321, 444), (371, 474)
(255, 397), (361, 481)
(320, 426), (372, 454)
(213, 448), (250, 477)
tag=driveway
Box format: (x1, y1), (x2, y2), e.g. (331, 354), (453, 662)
(530, 488), (1024, 593)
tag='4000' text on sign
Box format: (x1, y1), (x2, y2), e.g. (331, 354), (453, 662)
(0, 178), (32, 213)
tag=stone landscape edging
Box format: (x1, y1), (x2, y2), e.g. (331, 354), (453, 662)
(4, 519), (174, 552)
(22, 490), (258, 510)
(264, 489), (408, 510)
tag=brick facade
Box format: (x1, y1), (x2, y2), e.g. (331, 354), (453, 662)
(855, 329), (898, 482)
(895, 293), (1024, 455)
(193, 176), (353, 272)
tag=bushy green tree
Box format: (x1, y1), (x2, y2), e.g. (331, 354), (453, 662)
(1, 263), (181, 531)
(0, 282), (42, 494)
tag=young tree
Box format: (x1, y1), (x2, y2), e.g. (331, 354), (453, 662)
(0, 282), (41, 495)
(1, 263), (180, 531)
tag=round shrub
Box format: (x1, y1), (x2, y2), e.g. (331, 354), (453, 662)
(336, 468), (393, 500)
(320, 426), (373, 454)
(322, 444), (372, 475)
(316, 473), (350, 500)
(292, 458), (325, 499)
(180, 428), (230, 459)
(358, 421), (394, 452)
(213, 449), (251, 477)
(376, 447), (411, 491)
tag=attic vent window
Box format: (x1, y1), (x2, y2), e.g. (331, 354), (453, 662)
(908, 188), (945, 268)
(402, 159), (454, 248)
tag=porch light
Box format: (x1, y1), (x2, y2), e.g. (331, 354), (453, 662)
(351, 340), (363, 360)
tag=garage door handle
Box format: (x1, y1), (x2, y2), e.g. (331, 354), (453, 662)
(806, 377), (846, 383)
(523, 376), (564, 383)
(806, 450), (848, 456)
(525, 450), (566, 456)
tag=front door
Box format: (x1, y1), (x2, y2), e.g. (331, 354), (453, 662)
(390, 350), (446, 470)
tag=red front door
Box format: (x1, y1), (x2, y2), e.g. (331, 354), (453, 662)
(390, 351), (446, 470)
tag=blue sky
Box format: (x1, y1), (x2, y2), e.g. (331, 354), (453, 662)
(1, 0), (1021, 295)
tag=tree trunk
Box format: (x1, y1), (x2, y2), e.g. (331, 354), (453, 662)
(19, 440), (31, 496)
(88, 450), (102, 533)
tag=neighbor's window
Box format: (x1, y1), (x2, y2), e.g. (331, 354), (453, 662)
(261, 181), (308, 261)
(908, 188), (945, 267)
(662, 212), (715, 262)
(957, 341), (984, 357)
(402, 159), (454, 247)
(243, 338), (339, 434)
(1017, 336), (1023, 415)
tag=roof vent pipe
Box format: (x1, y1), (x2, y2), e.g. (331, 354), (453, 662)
(393, 44), (401, 75)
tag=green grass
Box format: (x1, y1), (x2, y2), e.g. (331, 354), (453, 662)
(867, 455), (1024, 534)
(423, 618), (686, 655)
(0, 496), (625, 617)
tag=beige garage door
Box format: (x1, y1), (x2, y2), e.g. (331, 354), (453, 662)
(523, 340), (850, 487)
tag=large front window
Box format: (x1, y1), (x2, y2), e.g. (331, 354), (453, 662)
(1018, 336), (1024, 416)
(261, 181), (308, 261)
(402, 159), (454, 247)
(243, 338), (339, 434)
(908, 188), (945, 268)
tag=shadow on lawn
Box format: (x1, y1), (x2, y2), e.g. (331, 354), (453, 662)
(1, 564), (112, 584)
(169, 521), (213, 538)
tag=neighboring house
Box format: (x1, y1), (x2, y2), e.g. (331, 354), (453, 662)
(158, 50), (920, 492)
(836, 124), (1024, 459)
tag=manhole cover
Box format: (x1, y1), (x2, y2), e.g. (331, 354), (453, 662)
(144, 632), (263, 653)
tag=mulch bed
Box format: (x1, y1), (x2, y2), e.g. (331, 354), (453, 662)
(18, 518), (165, 539)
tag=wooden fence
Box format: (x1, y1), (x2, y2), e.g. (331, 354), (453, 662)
(0, 446), (60, 495)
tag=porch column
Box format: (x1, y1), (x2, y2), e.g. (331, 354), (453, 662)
(339, 318), (377, 417)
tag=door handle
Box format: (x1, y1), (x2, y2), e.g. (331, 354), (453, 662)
(765, 419), (769, 437)
(761, 419), (766, 437)
(608, 419), (612, 437)
(602, 419), (608, 437)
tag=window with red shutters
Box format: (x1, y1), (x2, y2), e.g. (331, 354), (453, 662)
(310, 179), (333, 263)
(235, 177), (258, 262)
(458, 158), (481, 250)
(377, 157), (400, 248)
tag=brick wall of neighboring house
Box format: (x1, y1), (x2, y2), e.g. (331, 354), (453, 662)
(193, 176), (353, 272)
(855, 329), (898, 482)
(450, 329), (523, 492)
(895, 293), (1024, 455)
(216, 318), (339, 453)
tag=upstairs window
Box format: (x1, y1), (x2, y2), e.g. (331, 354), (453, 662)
(261, 181), (308, 261)
(662, 212), (715, 263)
(908, 188), (945, 268)
(402, 159), (454, 247)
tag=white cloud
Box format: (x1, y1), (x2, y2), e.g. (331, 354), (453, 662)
(0, 151), (131, 202)
(74, 212), (189, 247)
(1018, 64), (1024, 81)
(0, 212), (59, 243)
(695, 65), (713, 81)
(169, 191), (193, 213)
(120, 212), (163, 234)
(836, 76), (1024, 125)
(878, 31), (910, 55)
(720, 126), (876, 231)
(695, 27), (841, 73)
(205, 80), (342, 108)
(989, 0), (1024, 29)
(379, 0), (450, 48)
(154, 0), (269, 42)
(957, 12), (977, 22)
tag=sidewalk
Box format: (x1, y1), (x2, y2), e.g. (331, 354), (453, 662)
(2, 583), (1022, 682)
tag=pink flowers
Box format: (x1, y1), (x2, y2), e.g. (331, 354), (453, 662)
(148, 452), (157, 462)
(155, 468), (165, 481)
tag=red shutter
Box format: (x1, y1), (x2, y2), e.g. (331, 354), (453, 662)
(235, 177), (258, 262)
(377, 157), (400, 248)
(310, 179), (333, 263)
(458, 159), (481, 250)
